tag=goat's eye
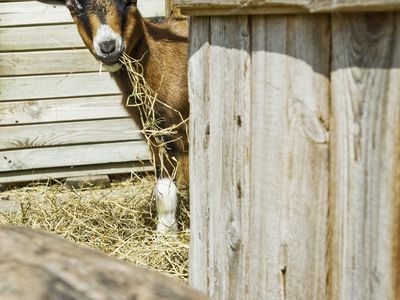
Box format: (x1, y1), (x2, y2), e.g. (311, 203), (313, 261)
(125, 0), (137, 7)
(66, 0), (83, 15)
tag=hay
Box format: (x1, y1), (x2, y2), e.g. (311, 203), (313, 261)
(0, 176), (190, 282)
(0, 51), (191, 282)
(120, 52), (189, 180)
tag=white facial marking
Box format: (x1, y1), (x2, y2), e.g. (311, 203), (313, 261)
(93, 24), (123, 59)
(74, 0), (83, 11)
(66, 0), (82, 11)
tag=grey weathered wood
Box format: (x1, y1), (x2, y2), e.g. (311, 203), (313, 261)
(137, 0), (166, 17)
(0, 1), (72, 27)
(206, 16), (252, 300)
(0, 0), (159, 184)
(248, 14), (330, 300)
(0, 199), (21, 213)
(0, 96), (127, 125)
(0, 0), (164, 27)
(0, 141), (149, 172)
(0, 225), (209, 300)
(0, 73), (121, 101)
(0, 50), (101, 76)
(0, 24), (85, 51)
(0, 162), (153, 184)
(329, 12), (400, 300)
(189, 14), (330, 299)
(188, 16), (211, 292)
(176, 0), (400, 15)
(0, 119), (143, 150)
(65, 174), (111, 189)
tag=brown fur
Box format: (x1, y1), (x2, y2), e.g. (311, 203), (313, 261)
(40, 0), (189, 188)
(112, 8), (189, 187)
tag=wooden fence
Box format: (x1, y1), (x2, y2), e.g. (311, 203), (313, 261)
(176, 0), (400, 299)
(0, 0), (164, 184)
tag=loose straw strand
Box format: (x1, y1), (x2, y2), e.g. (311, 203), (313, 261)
(119, 52), (188, 181)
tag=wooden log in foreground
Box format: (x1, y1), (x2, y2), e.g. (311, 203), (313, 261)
(0, 225), (208, 300)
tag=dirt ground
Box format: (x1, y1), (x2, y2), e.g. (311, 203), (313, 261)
(0, 175), (190, 282)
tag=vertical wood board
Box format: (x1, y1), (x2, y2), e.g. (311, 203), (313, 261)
(330, 12), (400, 300)
(188, 16), (211, 292)
(189, 14), (330, 299)
(248, 14), (330, 300)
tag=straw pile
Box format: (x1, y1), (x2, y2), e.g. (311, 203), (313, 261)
(0, 49), (190, 282)
(0, 176), (190, 281)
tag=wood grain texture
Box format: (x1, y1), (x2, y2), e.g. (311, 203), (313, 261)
(248, 14), (330, 300)
(0, 24), (85, 51)
(0, 0), (164, 27)
(0, 50), (101, 76)
(329, 12), (400, 300)
(0, 0), (162, 183)
(188, 14), (330, 299)
(0, 225), (208, 300)
(0, 118), (143, 150)
(206, 16), (252, 300)
(137, 0), (166, 17)
(0, 73), (121, 101)
(0, 141), (150, 172)
(0, 96), (127, 125)
(188, 16), (211, 292)
(176, 0), (400, 15)
(0, 1), (72, 27)
(0, 162), (153, 184)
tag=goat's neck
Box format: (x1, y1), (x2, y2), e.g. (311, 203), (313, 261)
(123, 18), (169, 96)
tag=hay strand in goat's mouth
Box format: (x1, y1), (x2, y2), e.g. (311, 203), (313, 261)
(119, 52), (188, 181)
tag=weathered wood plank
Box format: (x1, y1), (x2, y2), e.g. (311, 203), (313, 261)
(247, 14), (330, 300)
(0, 118), (143, 150)
(0, 50), (101, 76)
(0, 0), (164, 27)
(329, 12), (400, 300)
(0, 73), (121, 101)
(0, 226), (208, 300)
(176, 0), (400, 15)
(0, 96), (128, 125)
(0, 162), (153, 184)
(206, 16), (252, 300)
(0, 24), (84, 51)
(0, 141), (150, 172)
(0, 1), (72, 27)
(188, 14), (330, 299)
(138, 0), (166, 17)
(188, 16), (210, 292)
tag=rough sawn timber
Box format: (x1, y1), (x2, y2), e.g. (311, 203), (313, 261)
(0, 225), (208, 300)
(329, 12), (400, 300)
(175, 0), (400, 15)
(188, 14), (330, 300)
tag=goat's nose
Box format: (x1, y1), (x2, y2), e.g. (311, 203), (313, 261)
(99, 40), (116, 54)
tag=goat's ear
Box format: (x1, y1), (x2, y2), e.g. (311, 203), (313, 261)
(36, 0), (66, 5)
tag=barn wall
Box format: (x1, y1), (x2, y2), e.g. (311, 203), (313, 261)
(187, 10), (400, 300)
(0, 0), (164, 183)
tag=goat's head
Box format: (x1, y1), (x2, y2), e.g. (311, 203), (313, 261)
(38, 0), (142, 68)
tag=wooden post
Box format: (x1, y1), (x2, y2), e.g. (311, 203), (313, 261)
(329, 12), (400, 300)
(189, 14), (330, 299)
(181, 1), (400, 299)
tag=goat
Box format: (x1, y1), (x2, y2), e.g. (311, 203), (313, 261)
(37, 0), (189, 233)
